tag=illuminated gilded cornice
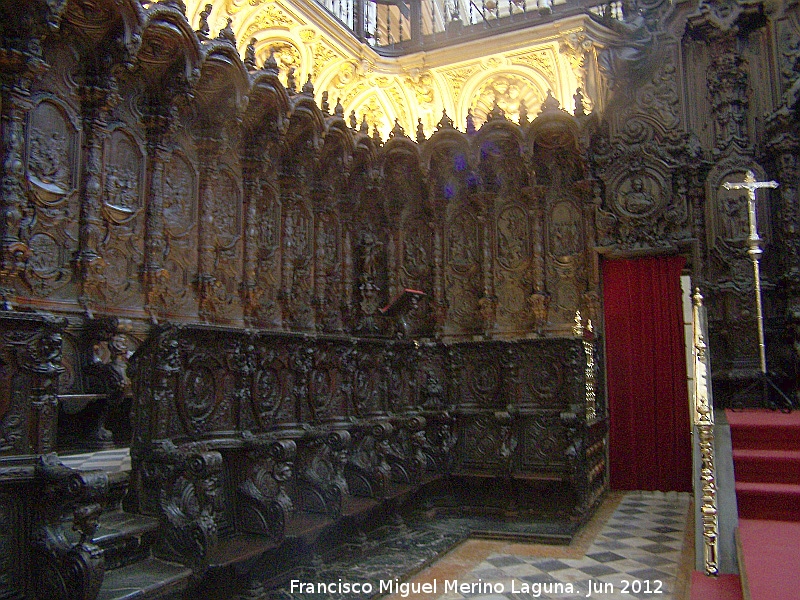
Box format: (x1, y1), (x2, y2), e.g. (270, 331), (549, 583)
(186, 1), (594, 139)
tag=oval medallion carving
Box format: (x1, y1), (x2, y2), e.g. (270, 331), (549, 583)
(254, 368), (281, 425)
(183, 365), (217, 424)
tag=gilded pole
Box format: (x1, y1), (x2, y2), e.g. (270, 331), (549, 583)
(692, 288), (719, 576)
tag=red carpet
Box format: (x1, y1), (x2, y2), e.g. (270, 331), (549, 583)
(727, 409), (800, 521)
(690, 572), (743, 600)
(738, 519), (800, 600)
(725, 409), (800, 600)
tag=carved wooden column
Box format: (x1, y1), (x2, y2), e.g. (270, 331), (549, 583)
(432, 223), (446, 334)
(527, 189), (549, 333)
(141, 104), (172, 321)
(241, 148), (261, 325)
(343, 226), (353, 329)
(387, 231), (397, 300)
(0, 73), (35, 307)
(279, 188), (294, 329)
(772, 145), (800, 297)
(196, 132), (221, 321)
(314, 206), (326, 330)
(75, 83), (112, 313)
(478, 213), (495, 335)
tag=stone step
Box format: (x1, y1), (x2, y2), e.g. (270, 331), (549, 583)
(96, 556), (192, 600)
(93, 509), (162, 571)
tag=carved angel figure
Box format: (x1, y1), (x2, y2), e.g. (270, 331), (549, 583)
(587, 0), (653, 89)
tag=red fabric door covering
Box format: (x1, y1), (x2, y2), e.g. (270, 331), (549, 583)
(603, 255), (692, 492)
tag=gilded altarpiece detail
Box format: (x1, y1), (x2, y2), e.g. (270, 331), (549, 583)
(23, 98), (79, 298)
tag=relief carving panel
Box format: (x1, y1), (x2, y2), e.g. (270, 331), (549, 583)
(23, 98), (80, 297)
(162, 152), (198, 315)
(446, 208), (481, 332)
(282, 198), (315, 330)
(206, 169), (243, 322)
(495, 203), (531, 330)
(547, 200), (583, 324)
(95, 129), (145, 308)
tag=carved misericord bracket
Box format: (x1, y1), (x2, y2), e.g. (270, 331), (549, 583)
(32, 453), (108, 600)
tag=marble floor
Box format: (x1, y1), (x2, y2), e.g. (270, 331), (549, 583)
(384, 491), (694, 600)
(55, 450), (694, 600)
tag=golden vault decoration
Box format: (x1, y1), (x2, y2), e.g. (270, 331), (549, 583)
(185, 0), (590, 138)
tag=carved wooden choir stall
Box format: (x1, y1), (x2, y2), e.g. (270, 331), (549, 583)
(1, 0), (800, 597)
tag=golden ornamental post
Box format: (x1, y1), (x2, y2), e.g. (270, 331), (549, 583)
(722, 171), (781, 407)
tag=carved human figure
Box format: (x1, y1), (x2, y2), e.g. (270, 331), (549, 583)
(587, 0), (652, 89)
(621, 176), (654, 214)
(197, 3), (212, 39)
(720, 193), (748, 240)
(244, 38), (257, 70)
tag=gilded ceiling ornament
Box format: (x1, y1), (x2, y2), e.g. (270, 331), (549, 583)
(299, 29), (317, 43)
(242, 5), (301, 39)
(440, 64), (481, 101)
(312, 43), (340, 78)
(509, 49), (556, 81)
(472, 74), (542, 126)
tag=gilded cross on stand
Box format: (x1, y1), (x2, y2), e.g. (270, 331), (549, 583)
(722, 171), (794, 409)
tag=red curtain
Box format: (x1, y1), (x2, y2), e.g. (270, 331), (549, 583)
(603, 256), (692, 492)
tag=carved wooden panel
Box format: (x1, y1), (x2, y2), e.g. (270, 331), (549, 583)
(250, 344), (290, 430)
(251, 183), (281, 327)
(0, 491), (23, 597)
(23, 97), (80, 298)
(317, 211), (343, 332)
(162, 151), (198, 316)
(516, 413), (569, 470)
(495, 202), (532, 331)
(207, 168), (243, 322)
(97, 128), (145, 308)
(547, 199), (583, 324)
(282, 196), (315, 330)
(176, 333), (239, 437)
(446, 207), (482, 333)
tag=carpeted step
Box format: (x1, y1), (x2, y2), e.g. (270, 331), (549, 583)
(733, 449), (800, 485)
(737, 519), (800, 600)
(690, 571), (743, 600)
(735, 481), (800, 521)
(726, 409), (800, 451)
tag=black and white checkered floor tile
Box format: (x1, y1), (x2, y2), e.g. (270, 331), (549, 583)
(436, 491), (691, 600)
(59, 448), (131, 472)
